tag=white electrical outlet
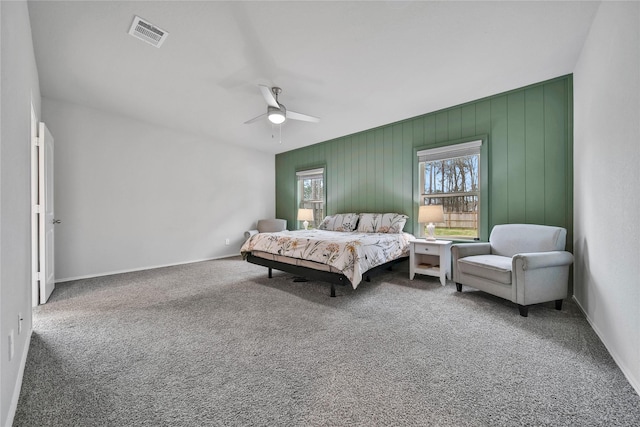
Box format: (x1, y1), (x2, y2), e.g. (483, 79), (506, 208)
(8, 330), (14, 361)
(225, 238), (230, 246)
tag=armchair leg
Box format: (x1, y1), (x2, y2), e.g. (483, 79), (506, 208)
(518, 305), (529, 317)
(555, 299), (563, 311)
(456, 283), (462, 292)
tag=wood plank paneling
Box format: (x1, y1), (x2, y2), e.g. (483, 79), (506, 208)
(461, 104), (476, 138)
(337, 138), (345, 213)
(383, 127), (394, 212)
(366, 131), (376, 212)
(544, 79), (568, 227)
(374, 129), (384, 213)
(352, 135), (360, 212)
(357, 133), (367, 212)
(423, 115), (435, 146)
(402, 121), (414, 228)
(435, 111), (448, 143)
(475, 99), (491, 238)
(448, 108), (462, 141)
(275, 76), (572, 241)
(391, 124), (403, 213)
(475, 100), (491, 135)
(328, 139), (336, 214)
(490, 95), (509, 226)
(524, 86), (546, 224)
(507, 91), (526, 223)
(343, 137), (352, 213)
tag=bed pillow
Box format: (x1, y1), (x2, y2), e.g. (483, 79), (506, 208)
(317, 213), (358, 232)
(356, 213), (408, 233)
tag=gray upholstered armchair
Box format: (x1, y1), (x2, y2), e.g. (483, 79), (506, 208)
(244, 219), (287, 239)
(451, 224), (574, 317)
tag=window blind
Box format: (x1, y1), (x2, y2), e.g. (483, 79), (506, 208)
(417, 140), (482, 162)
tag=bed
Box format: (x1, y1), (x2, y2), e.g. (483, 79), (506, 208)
(240, 213), (414, 296)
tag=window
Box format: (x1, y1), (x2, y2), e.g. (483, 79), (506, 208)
(417, 140), (482, 240)
(296, 167), (324, 228)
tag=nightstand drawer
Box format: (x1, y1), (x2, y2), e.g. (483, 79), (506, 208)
(414, 244), (438, 255)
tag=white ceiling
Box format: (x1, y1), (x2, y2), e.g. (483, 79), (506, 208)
(28, 1), (599, 154)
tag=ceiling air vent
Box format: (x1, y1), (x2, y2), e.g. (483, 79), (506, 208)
(128, 16), (169, 48)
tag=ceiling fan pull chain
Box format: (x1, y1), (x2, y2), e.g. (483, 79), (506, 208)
(270, 123), (282, 143)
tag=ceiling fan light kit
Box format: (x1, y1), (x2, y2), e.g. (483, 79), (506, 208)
(268, 105), (286, 124)
(245, 85), (320, 129)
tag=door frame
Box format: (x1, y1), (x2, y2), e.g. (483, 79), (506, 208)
(31, 106), (56, 305)
(38, 121), (55, 304)
(30, 102), (39, 307)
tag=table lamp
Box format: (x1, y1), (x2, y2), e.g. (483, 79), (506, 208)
(297, 208), (314, 230)
(418, 205), (444, 241)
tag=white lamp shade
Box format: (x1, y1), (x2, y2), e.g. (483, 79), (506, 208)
(297, 208), (314, 221)
(418, 205), (444, 224)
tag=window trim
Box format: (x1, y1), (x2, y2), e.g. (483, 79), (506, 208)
(413, 135), (489, 241)
(295, 165), (326, 228)
(416, 139), (482, 162)
(295, 167), (324, 180)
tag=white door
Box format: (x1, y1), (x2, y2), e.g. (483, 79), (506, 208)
(38, 122), (56, 304)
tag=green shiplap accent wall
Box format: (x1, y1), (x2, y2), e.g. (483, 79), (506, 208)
(276, 75), (573, 247)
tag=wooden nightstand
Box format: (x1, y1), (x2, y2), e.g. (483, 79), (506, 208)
(409, 239), (452, 286)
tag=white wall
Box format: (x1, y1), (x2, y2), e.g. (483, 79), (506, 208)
(0, 1), (41, 426)
(573, 2), (640, 393)
(42, 98), (275, 281)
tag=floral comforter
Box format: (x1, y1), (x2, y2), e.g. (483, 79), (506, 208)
(240, 229), (414, 288)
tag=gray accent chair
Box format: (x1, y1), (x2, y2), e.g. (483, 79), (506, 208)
(451, 224), (574, 317)
(244, 219), (287, 239)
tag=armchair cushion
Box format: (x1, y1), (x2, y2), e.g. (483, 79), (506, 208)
(457, 255), (512, 285)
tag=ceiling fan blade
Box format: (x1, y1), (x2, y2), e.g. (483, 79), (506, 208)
(286, 110), (320, 123)
(259, 85), (279, 108)
(244, 112), (267, 124)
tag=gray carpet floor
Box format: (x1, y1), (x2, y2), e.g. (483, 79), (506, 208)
(13, 256), (640, 426)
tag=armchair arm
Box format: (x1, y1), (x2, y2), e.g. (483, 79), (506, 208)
(244, 229), (259, 239)
(512, 251), (574, 306)
(451, 243), (491, 284)
(512, 251), (574, 270)
(451, 242), (491, 259)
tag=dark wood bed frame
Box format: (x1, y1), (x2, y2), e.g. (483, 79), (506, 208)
(246, 253), (408, 297)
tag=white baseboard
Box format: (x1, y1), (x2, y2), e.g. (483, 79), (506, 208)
(572, 296), (640, 396)
(55, 254), (240, 283)
(5, 328), (32, 427)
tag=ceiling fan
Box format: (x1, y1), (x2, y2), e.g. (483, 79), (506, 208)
(244, 85), (320, 125)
